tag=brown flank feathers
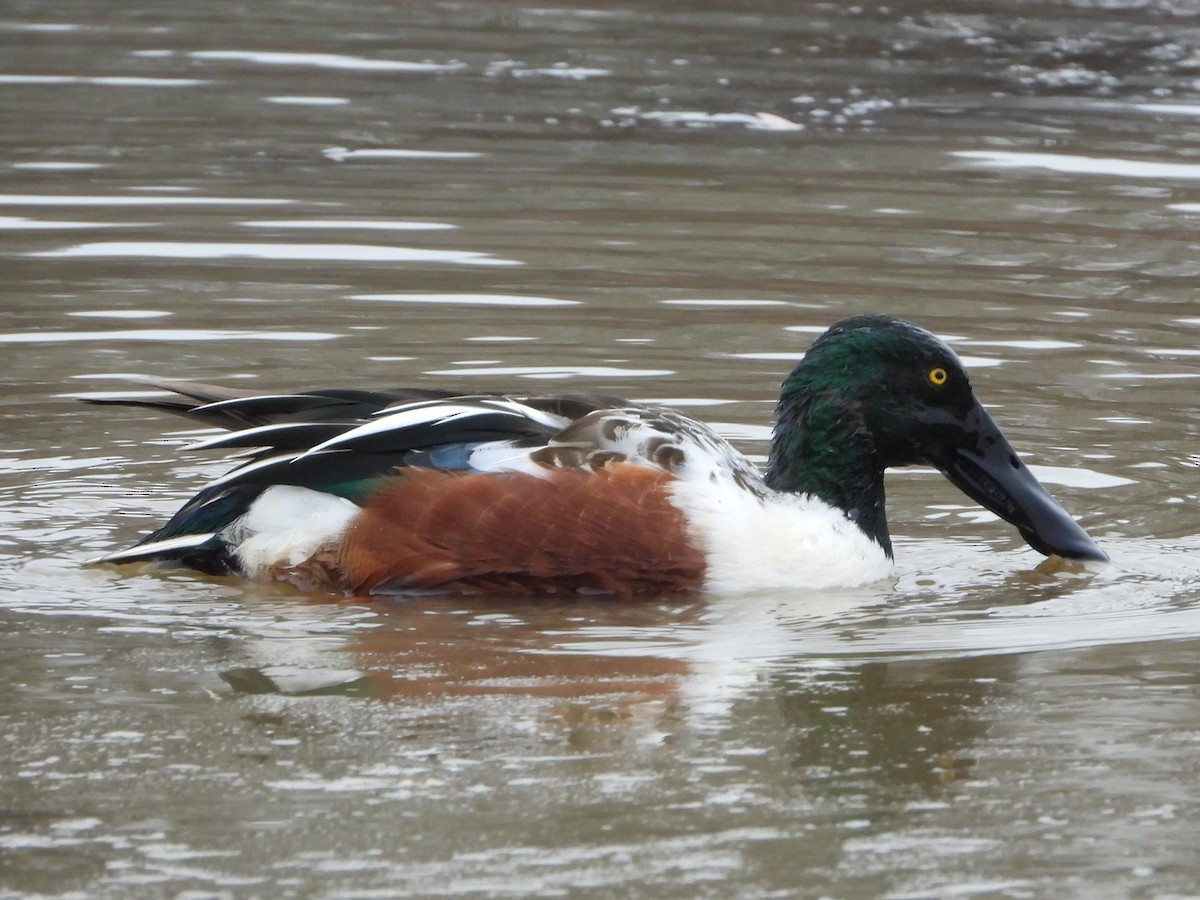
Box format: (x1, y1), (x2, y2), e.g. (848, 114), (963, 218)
(336, 463), (705, 596)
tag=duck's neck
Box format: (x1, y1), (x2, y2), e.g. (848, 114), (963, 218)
(764, 392), (892, 558)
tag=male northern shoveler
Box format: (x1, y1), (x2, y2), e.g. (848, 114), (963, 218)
(87, 315), (1107, 596)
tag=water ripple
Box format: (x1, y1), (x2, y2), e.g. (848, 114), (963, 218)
(953, 150), (1200, 180)
(190, 50), (466, 73)
(323, 147), (482, 162)
(240, 218), (455, 231)
(0, 74), (207, 87)
(353, 292), (575, 307)
(29, 241), (521, 266)
(0, 329), (340, 344)
(0, 194), (290, 207)
(423, 365), (674, 379)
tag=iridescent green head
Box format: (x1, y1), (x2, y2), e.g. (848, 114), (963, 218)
(767, 315), (1106, 563)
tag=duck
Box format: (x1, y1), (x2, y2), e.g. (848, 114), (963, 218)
(86, 315), (1108, 596)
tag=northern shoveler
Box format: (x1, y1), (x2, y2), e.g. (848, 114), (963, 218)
(87, 315), (1108, 596)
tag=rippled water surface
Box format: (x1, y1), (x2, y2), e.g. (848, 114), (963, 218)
(5, 1), (1200, 897)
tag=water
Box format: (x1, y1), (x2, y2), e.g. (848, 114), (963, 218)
(4, 1), (1200, 896)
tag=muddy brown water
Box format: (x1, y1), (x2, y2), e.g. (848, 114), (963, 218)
(4, 2), (1200, 897)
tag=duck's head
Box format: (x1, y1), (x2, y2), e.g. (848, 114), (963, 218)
(767, 315), (1107, 564)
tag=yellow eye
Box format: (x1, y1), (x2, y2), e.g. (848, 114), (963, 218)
(928, 367), (948, 386)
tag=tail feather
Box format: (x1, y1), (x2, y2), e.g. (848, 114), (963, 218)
(80, 379), (460, 431)
(81, 377), (267, 429)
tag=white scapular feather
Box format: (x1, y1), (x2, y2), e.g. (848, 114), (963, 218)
(205, 450), (306, 490)
(299, 402), (531, 459)
(464, 441), (553, 475)
(187, 421), (318, 451)
(472, 398), (571, 431)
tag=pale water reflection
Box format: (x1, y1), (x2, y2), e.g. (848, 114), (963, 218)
(0, 329), (341, 343)
(954, 149), (1200, 181)
(0, 194), (292, 206)
(187, 50), (468, 74)
(30, 242), (522, 265)
(5, 0), (1200, 896)
(322, 148), (484, 162)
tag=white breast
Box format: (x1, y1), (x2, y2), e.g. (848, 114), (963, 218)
(667, 477), (893, 594)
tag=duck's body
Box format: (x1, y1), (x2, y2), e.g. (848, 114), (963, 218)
(89, 316), (1106, 596)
